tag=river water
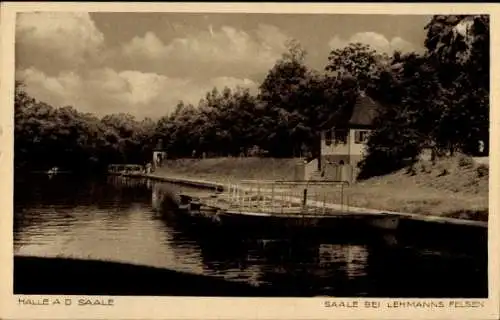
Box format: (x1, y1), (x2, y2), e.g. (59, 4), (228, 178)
(13, 174), (488, 297)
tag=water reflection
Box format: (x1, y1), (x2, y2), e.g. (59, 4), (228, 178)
(152, 182), (163, 212)
(13, 174), (487, 297)
(319, 244), (368, 279)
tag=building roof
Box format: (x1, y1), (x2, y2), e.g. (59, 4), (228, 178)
(348, 94), (381, 128)
(321, 92), (383, 130)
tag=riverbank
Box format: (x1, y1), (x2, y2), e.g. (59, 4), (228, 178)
(150, 156), (488, 223)
(14, 256), (290, 296)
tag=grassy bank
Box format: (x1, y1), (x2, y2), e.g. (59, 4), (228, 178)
(347, 156), (488, 221)
(155, 156), (488, 222)
(156, 157), (299, 181)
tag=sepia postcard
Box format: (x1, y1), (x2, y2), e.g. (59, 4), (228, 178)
(0, 2), (499, 320)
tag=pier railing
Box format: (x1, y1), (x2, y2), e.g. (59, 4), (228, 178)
(205, 180), (350, 215)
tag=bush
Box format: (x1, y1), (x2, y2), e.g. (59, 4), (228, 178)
(476, 164), (488, 178)
(458, 155), (474, 167)
(419, 163), (430, 173)
(437, 168), (449, 177)
(406, 165), (417, 176)
(357, 149), (417, 180)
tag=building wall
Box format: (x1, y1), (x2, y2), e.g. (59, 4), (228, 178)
(348, 129), (369, 158)
(322, 154), (351, 165)
(153, 151), (167, 168)
(321, 128), (371, 162)
(322, 163), (354, 183)
(348, 154), (363, 169)
(320, 127), (371, 183)
(320, 130), (350, 157)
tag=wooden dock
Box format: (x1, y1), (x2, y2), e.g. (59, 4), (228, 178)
(175, 180), (401, 234)
(122, 172), (487, 229)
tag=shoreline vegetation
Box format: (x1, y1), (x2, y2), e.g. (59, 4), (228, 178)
(14, 16), (489, 224)
(151, 156), (488, 223)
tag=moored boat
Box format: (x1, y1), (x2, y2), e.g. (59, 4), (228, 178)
(171, 180), (400, 237)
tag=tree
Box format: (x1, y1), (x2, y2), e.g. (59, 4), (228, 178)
(14, 81), (158, 173)
(257, 40), (312, 157)
(424, 15), (489, 154)
(282, 38), (307, 64)
(325, 42), (389, 93)
(357, 52), (437, 178)
(359, 15), (490, 179)
(425, 15), (489, 83)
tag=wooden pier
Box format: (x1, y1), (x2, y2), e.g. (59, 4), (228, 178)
(175, 180), (400, 235)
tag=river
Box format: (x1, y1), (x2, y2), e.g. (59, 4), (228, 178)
(13, 174), (488, 297)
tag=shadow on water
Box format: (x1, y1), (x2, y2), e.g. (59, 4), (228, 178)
(14, 255), (287, 296)
(13, 175), (488, 297)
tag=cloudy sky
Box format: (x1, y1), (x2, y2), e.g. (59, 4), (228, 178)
(15, 12), (432, 119)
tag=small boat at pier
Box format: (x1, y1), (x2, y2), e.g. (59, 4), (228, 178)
(107, 164), (145, 176)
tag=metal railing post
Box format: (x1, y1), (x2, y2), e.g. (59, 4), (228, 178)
(341, 183), (344, 212)
(258, 183), (261, 212)
(302, 188), (307, 213)
(282, 188), (286, 209)
(271, 183), (275, 214)
(248, 185), (251, 210)
(323, 192), (326, 215)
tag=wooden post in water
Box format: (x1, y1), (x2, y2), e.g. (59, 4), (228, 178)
(281, 190), (284, 214)
(302, 188), (308, 213)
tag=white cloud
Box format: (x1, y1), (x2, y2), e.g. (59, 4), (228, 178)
(18, 68), (83, 108)
(328, 32), (416, 54)
(120, 24), (288, 76)
(17, 67), (258, 119)
(16, 12), (105, 70)
(122, 31), (166, 61)
(210, 76), (256, 90)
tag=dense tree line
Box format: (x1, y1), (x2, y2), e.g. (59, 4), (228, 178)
(15, 15), (489, 178)
(15, 82), (156, 173)
(155, 38), (360, 160)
